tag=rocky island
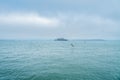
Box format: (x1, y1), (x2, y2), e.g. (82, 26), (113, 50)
(54, 38), (68, 41)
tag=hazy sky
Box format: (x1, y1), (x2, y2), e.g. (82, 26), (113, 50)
(0, 0), (120, 40)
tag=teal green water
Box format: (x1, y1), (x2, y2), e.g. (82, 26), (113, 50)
(0, 40), (120, 80)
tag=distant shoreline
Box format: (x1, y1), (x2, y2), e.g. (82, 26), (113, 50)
(0, 39), (120, 41)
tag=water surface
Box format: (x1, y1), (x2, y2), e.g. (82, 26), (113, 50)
(0, 40), (120, 80)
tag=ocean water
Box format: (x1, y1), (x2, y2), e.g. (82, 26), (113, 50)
(0, 40), (120, 80)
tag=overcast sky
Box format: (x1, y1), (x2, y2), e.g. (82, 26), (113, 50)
(0, 0), (120, 40)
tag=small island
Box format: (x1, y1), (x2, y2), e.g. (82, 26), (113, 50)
(54, 38), (68, 41)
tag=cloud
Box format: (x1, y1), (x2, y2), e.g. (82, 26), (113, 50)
(58, 13), (119, 29)
(0, 12), (59, 27)
(56, 13), (120, 39)
(0, 12), (119, 39)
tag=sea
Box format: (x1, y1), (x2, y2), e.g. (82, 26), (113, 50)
(0, 40), (120, 80)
